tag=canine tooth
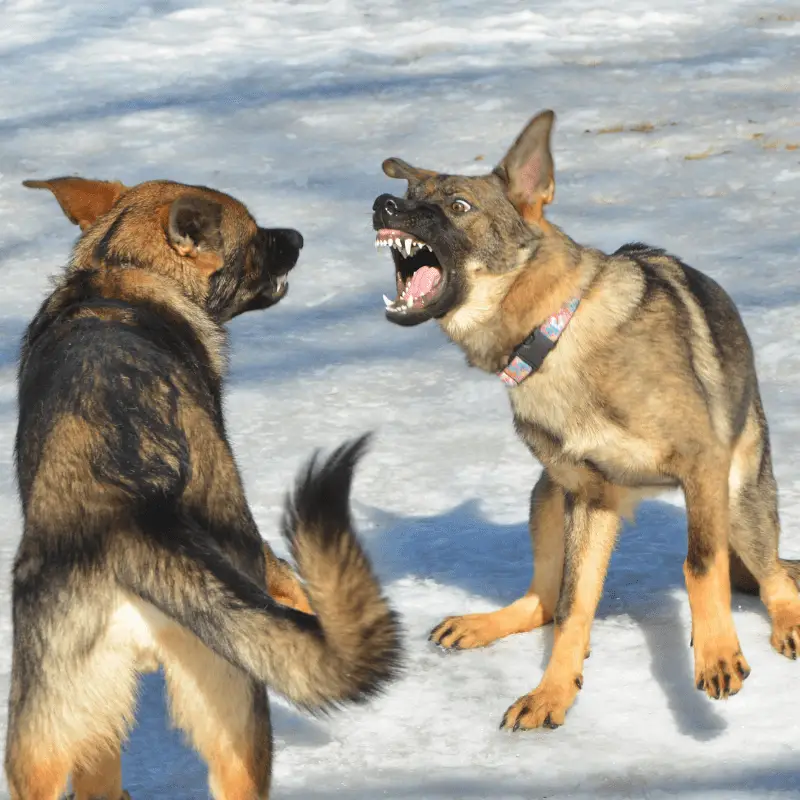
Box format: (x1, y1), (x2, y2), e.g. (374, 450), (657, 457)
(383, 294), (393, 307)
(406, 295), (413, 309)
(404, 238), (412, 256)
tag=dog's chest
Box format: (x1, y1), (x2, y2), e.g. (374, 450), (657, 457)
(508, 374), (665, 487)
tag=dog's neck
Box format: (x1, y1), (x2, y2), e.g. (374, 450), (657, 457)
(54, 263), (229, 380)
(438, 225), (595, 374)
(71, 245), (212, 310)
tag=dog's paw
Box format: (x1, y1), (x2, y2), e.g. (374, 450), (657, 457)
(770, 603), (800, 660)
(429, 596), (548, 650)
(693, 641), (750, 699)
(429, 613), (504, 650)
(499, 678), (581, 732)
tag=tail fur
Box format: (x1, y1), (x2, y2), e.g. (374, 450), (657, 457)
(118, 434), (402, 711)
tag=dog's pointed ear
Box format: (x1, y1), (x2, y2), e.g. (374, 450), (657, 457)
(22, 177), (127, 231)
(382, 157), (437, 183)
(496, 110), (556, 224)
(166, 195), (224, 273)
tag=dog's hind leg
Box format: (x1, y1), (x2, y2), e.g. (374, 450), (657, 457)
(5, 597), (140, 800)
(5, 732), (71, 800)
(728, 396), (800, 659)
(682, 446), (752, 699)
(429, 470), (564, 650)
(161, 627), (271, 800)
(70, 746), (128, 800)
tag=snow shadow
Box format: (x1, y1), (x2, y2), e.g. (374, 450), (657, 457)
(364, 498), (758, 742)
(122, 671), (332, 797)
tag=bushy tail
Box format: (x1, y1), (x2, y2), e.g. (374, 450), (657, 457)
(118, 434), (402, 711)
(278, 433), (403, 708)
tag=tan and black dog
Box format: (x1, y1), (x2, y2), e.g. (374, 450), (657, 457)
(7, 177), (401, 800)
(372, 110), (800, 731)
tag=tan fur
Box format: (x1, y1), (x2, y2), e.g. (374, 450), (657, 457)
(8, 176), (400, 800)
(378, 107), (800, 730)
(503, 495), (620, 730)
(684, 550), (750, 698)
(70, 746), (124, 800)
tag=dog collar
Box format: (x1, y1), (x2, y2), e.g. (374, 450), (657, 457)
(498, 297), (580, 387)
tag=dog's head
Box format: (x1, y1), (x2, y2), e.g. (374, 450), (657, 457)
(24, 177), (303, 322)
(372, 110), (556, 327)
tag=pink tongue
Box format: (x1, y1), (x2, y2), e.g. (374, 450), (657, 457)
(408, 266), (441, 299)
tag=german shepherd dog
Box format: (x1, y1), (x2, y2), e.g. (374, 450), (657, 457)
(7, 177), (401, 799)
(371, 110), (800, 731)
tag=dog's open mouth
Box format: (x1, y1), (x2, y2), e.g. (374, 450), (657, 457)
(375, 228), (445, 316)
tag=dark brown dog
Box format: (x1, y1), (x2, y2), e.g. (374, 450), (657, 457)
(7, 177), (401, 799)
(372, 110), (800, 731)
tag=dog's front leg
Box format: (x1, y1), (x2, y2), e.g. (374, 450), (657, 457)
(501, 494), (620, 731)
(429, 470), (564, 651)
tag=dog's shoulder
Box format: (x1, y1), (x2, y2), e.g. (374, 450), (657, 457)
(23, 267), (226, 387)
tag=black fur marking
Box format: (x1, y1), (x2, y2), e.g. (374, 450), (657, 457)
(93, 208), (131, 265)
(281, 434), (372, 557)
(680, 264), (756, 440)
(555, 492), (578, 626)
(685, 533), (716, 576)
(16, 272), (224, 512)
(627, 253), (714, 420)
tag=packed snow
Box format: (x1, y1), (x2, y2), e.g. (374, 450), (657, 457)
(0, 0), (799, 797)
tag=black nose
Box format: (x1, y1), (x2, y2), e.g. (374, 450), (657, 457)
(373, 194), (400, 216)
(277, 228), (303, 250)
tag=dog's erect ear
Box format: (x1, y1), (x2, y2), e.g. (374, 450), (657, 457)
(496, 110), (556, 224)
(382, 158), (437, 183)
(167, 195), (224, 267)
(23, 177), (127, 231)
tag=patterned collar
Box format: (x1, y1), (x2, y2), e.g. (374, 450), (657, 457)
(498, 297), (580, 387)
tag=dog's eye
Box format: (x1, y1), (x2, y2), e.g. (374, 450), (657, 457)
(451, 199), (472, 214)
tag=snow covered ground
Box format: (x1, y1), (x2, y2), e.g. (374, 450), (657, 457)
(1, 0), (800, 796)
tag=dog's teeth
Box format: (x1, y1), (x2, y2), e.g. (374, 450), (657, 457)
(404, 238), (413, 256)
(406, 295), (413, 309)
(383, 294), (393, 307)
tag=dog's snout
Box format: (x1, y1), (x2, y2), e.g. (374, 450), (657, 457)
(384, 198), (397, 215)
(273, 228), (303, 251)
(286, 229), (304, 250)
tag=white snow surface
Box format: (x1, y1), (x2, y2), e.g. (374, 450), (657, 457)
(1, 0), (800, 797)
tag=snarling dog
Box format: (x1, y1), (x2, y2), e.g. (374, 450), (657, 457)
(372, 110), (800, 731)
(7, 177), (401, 800)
